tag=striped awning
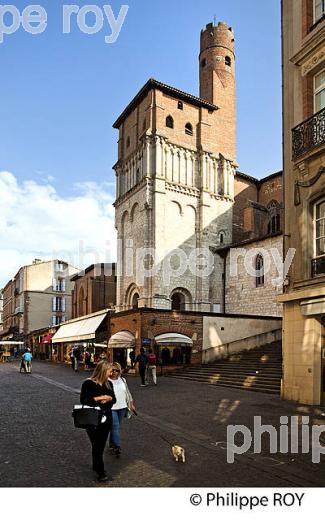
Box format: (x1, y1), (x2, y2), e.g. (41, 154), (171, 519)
(52, 310), (109, 344)
(108, 331), (135, 348)
(154, 333), (193, 345)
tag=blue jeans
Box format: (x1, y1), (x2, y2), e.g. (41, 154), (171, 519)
(110, 408), (127, 448)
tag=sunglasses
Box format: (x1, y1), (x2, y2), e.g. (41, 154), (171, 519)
(111, 369), (120, 373)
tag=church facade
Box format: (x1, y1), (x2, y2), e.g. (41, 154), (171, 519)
(112, 22), (283, 320)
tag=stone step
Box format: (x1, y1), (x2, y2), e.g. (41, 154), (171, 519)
(179, 370), (282, 379)
(167, 342), (282, 395)
(170, 375), (280, 395)
(171, 373), (281, 386)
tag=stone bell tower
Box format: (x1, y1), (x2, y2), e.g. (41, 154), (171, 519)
(200, 22), (236, 161)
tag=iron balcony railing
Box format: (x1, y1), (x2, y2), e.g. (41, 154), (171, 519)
(292, 107), (325, 160)
(312, 256), (325, 277)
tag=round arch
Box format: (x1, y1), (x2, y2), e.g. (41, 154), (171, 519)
(170, 287), (193, 311)
(125, 283), (141, 310)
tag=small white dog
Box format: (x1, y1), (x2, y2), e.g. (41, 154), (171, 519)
(172, 445), (186, 463)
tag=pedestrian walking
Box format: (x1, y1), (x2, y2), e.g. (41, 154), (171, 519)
(135, 347), (148, 387)
(72, 346), (81, 372)
(129, 348), (135, 368)
(84, 349), (91, 370)
(22, 349), (33, 373)
(108, 362), (136, 456)
(147, 349), (157, 385)
(80, 360), (116, 483)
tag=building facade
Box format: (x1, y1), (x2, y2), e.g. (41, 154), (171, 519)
(113, 22), (237, 313)
(113, 21), (284, 319)
(281, 0), (325, 404)
(0, 259), (78, 344)
(71, 263), (116, 319)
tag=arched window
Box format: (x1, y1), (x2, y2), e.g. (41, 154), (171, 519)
(185, 123), (193, 136)
(201, 58), (207, 68)
(225, 56), (231, 66)
(178, 101), (183, 110)
(219, 232), (224, 245)
(170, 288), (192, 311)
(267, 201), (281, 235)
(166, 115), (174, 129)
(171, 292), (185, 311)
(256, 255), (265, 287)
(268, 214), (281, 235)
(132, 293), (139, 310)
(126, 136), (130, 148)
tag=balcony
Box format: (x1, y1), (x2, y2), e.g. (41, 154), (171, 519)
(312, 256), (325, 277)
(292, 107), (325, 160)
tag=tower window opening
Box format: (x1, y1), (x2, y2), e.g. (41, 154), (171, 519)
(225, 56), (231, 66)
(255, 254), (265, 287)
(126, 136), (130, 148)
(166, 115), (174, 129)
(201, 58), (207, 68)
(185, 123), (193, 136)
(178, 101), (183, 110)
(171, 292), (185, 311)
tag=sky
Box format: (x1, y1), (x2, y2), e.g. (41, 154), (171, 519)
(0, 0), (282, 287)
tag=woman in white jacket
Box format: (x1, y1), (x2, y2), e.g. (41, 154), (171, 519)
(108, 362), (136, 456)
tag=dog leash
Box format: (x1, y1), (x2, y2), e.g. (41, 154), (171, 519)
(132, 411), (176, 448)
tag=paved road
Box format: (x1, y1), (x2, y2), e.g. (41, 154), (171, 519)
(1, 360), (325, 487)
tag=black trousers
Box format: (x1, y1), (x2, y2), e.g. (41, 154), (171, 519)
(86, 422), (111, 476)
(139, 366), (146, 385)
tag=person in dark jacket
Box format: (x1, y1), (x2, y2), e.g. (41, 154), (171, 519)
(135, 347), (148, 387)
(80, 360), (116, 482)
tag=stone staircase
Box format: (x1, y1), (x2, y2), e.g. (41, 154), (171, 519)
(167, 342), (282, 395)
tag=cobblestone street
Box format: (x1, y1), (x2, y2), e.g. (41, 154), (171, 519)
(1, 360), (325, 487)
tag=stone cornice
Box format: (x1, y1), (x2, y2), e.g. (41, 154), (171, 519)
(291, 25), (325, 67)
(301, 46), (325, 76)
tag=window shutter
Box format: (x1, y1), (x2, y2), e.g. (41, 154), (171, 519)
(62, 298), (66, 312)
(53, 278), (57, 291)
(52, 297), (56, 312)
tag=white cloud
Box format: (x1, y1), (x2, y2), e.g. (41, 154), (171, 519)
(0, 171), (117, 288)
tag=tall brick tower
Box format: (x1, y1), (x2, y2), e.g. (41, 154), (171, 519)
(199, 22), (236, 160)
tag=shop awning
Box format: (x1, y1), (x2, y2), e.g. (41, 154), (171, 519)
(0, 341), (24, 346)
(108, 331), (135, 348)
(52, 310), (109, 344)
(154, 333), (193, 345)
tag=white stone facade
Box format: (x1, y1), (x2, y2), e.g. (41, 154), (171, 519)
(224, 235), (283, 317)
(115, 134), (236, 311)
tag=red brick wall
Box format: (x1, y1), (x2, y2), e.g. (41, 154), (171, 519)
(302, 0), (314, 37)
(72, 266), (116, 318)
(109, 310), (203, 364)
(233, 176), (258, 241)
(303, 74), (314, 119)
(258, 175), (283, 207)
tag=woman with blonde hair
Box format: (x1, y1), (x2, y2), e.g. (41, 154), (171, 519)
(108, 362), (136, 456)
(80, 360), (116, 482)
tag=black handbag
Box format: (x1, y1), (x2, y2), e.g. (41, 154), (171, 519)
(72, 405), (103, 429)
